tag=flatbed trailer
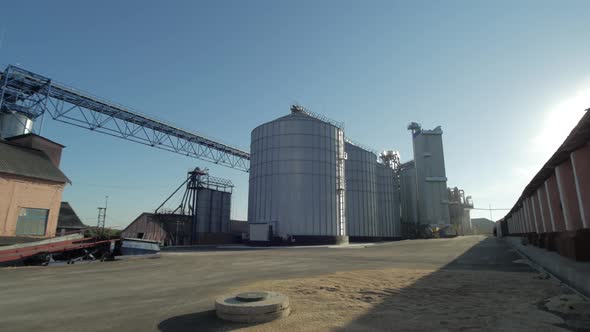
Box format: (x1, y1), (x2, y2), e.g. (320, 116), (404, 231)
(0, 234), (118, 266)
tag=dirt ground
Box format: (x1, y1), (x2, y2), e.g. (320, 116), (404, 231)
(154, 237), (590, 332)
(200, 267), (587, 332)
(3, 236), (589, 331)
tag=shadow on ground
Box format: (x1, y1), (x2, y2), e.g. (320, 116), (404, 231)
(158, 237), (590, 331)
(158, 309), (264, 332)
(334, 237), (589, 332)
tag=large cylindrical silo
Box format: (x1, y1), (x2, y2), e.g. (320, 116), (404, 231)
(376, 162), (400, 240)
(248, 112), (347, 244)
(400, 160), (418, 237)
(345, 142), (378, 241)
(393, 178), (401, 238)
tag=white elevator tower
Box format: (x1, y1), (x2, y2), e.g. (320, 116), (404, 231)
(408, 122), (450, 227)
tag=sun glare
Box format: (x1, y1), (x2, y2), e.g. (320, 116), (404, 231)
(532, 87), (590, 155)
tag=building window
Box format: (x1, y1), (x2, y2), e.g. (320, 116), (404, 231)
(16, 208), (49, 236)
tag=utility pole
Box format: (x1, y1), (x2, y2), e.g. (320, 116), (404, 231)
(97, 196), (108, 228)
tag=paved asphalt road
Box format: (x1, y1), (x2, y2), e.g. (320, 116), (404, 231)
(0, 236), (530, 331)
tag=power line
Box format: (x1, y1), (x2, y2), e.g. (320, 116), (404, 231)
(73, 181), (174, 191)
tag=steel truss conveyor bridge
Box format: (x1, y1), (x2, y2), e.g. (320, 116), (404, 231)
(0, 65), (250, 172)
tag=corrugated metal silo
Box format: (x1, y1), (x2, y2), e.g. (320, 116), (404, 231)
(400, 160), (418, 226)
(196, 189), (231, 233)
(376, 162), (400, 239)
(393, 178), (401, 237)
(248, 111), (347, 244)
(345, 142), (378, 241)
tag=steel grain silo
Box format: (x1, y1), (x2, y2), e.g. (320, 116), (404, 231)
(345, 141), (378, 241)
(195, 189), (232, 233)
(376, 162), (401, 239)
(248, 110), (348, 244)
(393, 178), (401, 237)
(400, 160), (418, 228)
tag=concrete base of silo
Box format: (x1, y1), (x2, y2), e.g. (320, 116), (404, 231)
(248, 235), (349, 246)
(290, 235), (349, 245)
(349, 236), (384, 243)
(380, 236), (401, 242)
(247, 235), (349, 247)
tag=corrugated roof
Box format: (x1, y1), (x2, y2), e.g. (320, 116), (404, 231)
(57, 202), (87, 229)
(506, 109), (590, 218)
(0, 141), (70, 183)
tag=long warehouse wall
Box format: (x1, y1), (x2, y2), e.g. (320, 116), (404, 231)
(498, 110), (590, 261)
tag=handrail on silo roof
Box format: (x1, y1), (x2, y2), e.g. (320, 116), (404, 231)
(290, 104), (344, 129)
(344, 137), (379, 156)
(289, 104), (384, 158)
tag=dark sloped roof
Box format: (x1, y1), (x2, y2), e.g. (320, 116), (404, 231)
(0, 141), (70, 183)
(6, 133), (65, 147)
(57, 202), (88, 229)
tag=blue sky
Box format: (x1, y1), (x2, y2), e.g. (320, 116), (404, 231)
(2, 1), (590, 227)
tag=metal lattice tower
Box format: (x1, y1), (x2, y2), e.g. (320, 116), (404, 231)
(0, 65), (250, 172)
(96, 196), (108, 228)
(97, 208), (106, 229)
